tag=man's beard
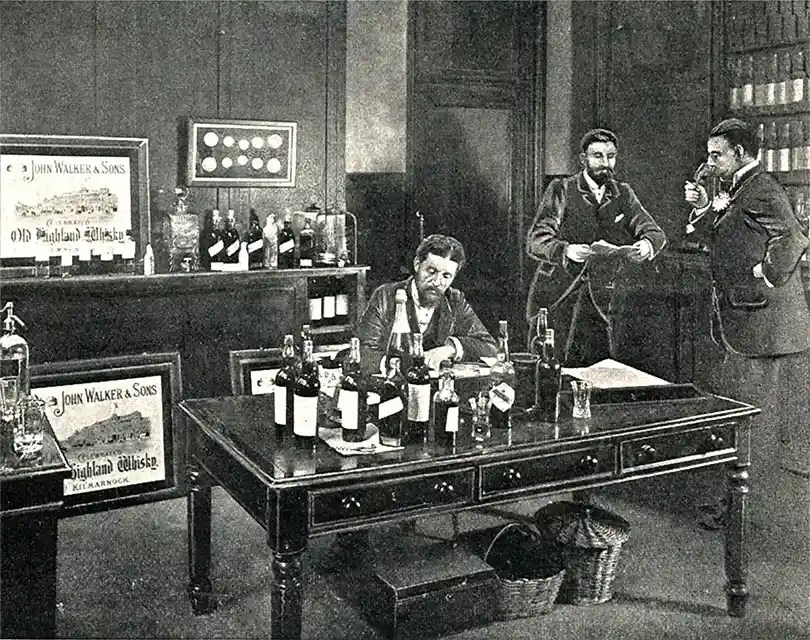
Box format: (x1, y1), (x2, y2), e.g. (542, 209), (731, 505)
(416, 285), (442, 307)
(587, 167), (614, 185)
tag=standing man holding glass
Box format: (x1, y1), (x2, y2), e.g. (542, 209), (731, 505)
(684, 118), (810, 527)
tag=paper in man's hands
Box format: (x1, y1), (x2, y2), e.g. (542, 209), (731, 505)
(589, 239), (637, 258)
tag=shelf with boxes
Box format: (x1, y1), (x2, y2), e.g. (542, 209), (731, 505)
(721, 1), (810, 257)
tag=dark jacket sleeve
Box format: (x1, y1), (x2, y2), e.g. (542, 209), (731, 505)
(526, 178), (569, 266)
(445, 290), (497, 361)
(755, 182), (809, 287)
(356, 284), (393, 374)
(621, 184), (667, 255)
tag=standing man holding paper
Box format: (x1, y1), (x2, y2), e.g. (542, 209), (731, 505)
(526, 128), (667, 367)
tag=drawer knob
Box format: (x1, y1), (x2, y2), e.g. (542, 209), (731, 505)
(635, 443), (657, 463)
(502, 467), (522, 486)
(702, 432), (725, 452)
(579, 454), (599, 472)
(433, 481), (456, 497)
(341, 496), (362, 512)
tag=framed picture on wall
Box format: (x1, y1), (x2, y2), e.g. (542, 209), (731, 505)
(186, 118), (298, 187)
(228, 347), (283, 396)
(29, 352), (184, 515)
(0, 134), (150, 276)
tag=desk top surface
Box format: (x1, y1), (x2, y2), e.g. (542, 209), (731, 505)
(179, 384), (758, 486)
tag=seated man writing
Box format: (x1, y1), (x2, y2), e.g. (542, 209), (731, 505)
(357, 234), (497, 373)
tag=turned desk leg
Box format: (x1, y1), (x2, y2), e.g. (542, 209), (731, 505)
(271, 551), (304, 640)
(724, 460), (750, 617)
(187, 466), (217, 615)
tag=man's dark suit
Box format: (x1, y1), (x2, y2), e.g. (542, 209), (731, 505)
(356, 278), (496, 374)
(526, 172), (667, 366)
(690, 165), (810, 356)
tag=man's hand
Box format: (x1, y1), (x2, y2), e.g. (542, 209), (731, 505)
(684, 181), (709, 209)
(424, 345), (456, 370)
(565, 243), (593, 263)
(626, 239), (653, 263)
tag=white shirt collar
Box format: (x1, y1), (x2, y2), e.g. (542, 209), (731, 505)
(732, 160), (759, 190)
(583, 170), (606, 203)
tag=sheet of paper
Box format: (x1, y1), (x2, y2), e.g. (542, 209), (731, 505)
(589, 239), (637, 257)
(319, 424), (403, 456)
(562, 359), (671, 389)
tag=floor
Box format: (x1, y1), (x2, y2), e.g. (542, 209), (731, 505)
(54, 458), (809, 640)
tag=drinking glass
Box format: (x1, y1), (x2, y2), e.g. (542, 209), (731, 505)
(13, 396), (46, 461)
(571, 380), (593, 419)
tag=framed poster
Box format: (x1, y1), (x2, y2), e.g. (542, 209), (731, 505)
(186, 118), (297, 187)
(0, 134), (150, 274)
(228, 347), (283, 396)
(29, 352), (183, 515)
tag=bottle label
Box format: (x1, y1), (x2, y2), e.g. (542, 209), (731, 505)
(61, 253), (73, 266)
(336, 293), (349, 316)
(445, 406), (459, 433)
(765, 82), (776, 106)
(804, 146), (810, 170)
(274, 385), (287, 424)
(309, 299), (323, 321)
(300, 258), (313, 267)
(248, 239), (263, 254)
(779, 148), (790, 172)
(79, 245), (92, 261)
(742, 83), (753, 105)
(279, 239), (295, 254)
(227, 240), (240, 256)
(378, 395), (404, 419)
(293, 394), (318, 436)
(766, 149), (777, 173)
(407, 384), (430, 421)
(777, 81), (788, 105)
(208, 240), (224, 257)
(489, 383), (515, 412)
(323, 295), (336, 318)
(792, 79), (804, 103)
(728, 87), (739, 110)
(340, 390), (359, 430)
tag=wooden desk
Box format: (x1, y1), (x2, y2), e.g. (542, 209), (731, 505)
(179, 386), (759, 639)
(0, 425), (71, 639)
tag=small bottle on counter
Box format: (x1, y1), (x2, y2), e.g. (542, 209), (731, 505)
(432, 360), (459, 450)
(274, 334), (298, 436)
(405, 333), (430, 446)
(378, 356), (407, 447)
(340, 337), (367, 443)
(277, 213), (296, 269)
(536, 329), (562, 423)
(488, 320), (515, 429)
(247, 209), (264, 270)
(293, 338), (320, 450)
(263, 213), (279, 269)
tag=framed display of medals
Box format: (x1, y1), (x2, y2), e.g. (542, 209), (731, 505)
(186, 118), (298, 188)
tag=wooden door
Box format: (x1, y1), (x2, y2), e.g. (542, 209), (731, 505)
(407, 0), (544, 344)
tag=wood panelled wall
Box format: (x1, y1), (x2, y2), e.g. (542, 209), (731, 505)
(0, 1), (346, 231)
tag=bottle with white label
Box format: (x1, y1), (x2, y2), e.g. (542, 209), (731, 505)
(277, 213), (296, 269)
(298, 218), (315, 268)
(322, 277), (337, 327)
(488, 320), (516, 429)
(378, 356), (406, 447)
(143, 243), (155, 276)
(238, 241), (249, 271)
(208, 209), (225, 271)
(293, 338), (320, 450)
(339, 337), (367, 443)
(405, 332), (430, 446)
(263, 213), (279, 269)
(536, 329), (562, 423)
(274, 334), (298, 435)
(247, 209), (264, 270)
(223, 209), (241, 264)
(335, 277), (349, 325)
(432, 360), (459, 450)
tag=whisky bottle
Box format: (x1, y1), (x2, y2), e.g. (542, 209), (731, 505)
(405, 333), (430, 446)
(741, 54), (755, 108)
(308, 280), (323, 328)
(322, 277), (337, 327)
(792, 120), (805, 172)
(223, 209), (241, 264)
(298, 217), (316, 268)
(728, 55), (742, 111)
(766, 52), (779, 107)
(340, 337), (367, 443)
(488, 320), (516, 430)
(791, 50), (806, 105)
(529, 308), (549, 355)
(293, 338), (320, 449)
(803, 116), (810, 171)
(754, 52), (768, 107)
(202, 209), (225, 271)
(778, 50), (791, 106)
(378, 356), (406, 447)
(335, 277), (349, 324)
(263, 214), (279, 269)
(274, 334), (298, 433)
(386, 289), (412, 372)
(536, 329), (561, 423)
(277, 213), (296, 269)
(432, 360), (459, 450)
(247, 209), (264, 270)
(778, 121), (792, 173)
(765, 121), (778, 173)
(0, 302), (29, 399)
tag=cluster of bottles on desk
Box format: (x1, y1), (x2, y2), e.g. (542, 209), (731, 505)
(273, 298), (564, 455)
(199, 207), (347, 272)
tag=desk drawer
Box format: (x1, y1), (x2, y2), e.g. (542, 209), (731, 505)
(311, 468), (475, 527)
(621, 423), (737, 472)
(480, 445), (614, 498)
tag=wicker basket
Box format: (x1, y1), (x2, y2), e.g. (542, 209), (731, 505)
(534, 501), (630, 606)
(482, 521), (566, 619)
